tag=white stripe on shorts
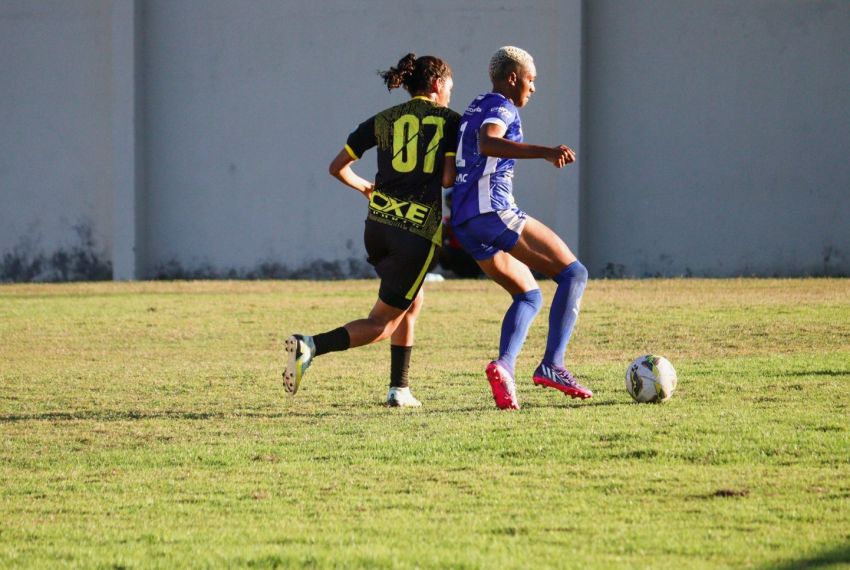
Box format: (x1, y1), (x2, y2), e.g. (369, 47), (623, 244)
(497, 208), (528, 234)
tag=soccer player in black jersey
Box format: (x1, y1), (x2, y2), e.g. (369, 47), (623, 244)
(283, 54), (460, 407)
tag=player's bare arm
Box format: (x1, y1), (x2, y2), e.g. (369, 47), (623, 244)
(329, 148), (374, 199)
(441, 154), (456, 188)
(478, 123), (575, 168)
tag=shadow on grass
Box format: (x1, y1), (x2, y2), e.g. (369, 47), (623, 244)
(510, 401), (618, 410)
(1, 407), (479, 422)
(1, 398), (626, 423)
(764, 542), (850, 570)
(782, 369), (850, 377)
(0, 410), (226, 423)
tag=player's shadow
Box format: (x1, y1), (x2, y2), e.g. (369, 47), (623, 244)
(1, 410), (229, 423)
(518, 399), (623, 410)
(785, 369), (850, 377)
(0, 398), (626, 423)
(762, 542), (850, 570)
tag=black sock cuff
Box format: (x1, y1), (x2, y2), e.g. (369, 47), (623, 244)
(313, 326), (351, 357)
(390, 344), (412, 388)
(390, 344), (413, 355)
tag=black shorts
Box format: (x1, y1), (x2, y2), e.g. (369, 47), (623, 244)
(364, 219), (439, 310)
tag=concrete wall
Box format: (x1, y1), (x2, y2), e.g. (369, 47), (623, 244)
(1, 0), (848, 280)
(139, 0), (581, 278)
(0, 0), (113, 280)
(581, 0), (850, 277)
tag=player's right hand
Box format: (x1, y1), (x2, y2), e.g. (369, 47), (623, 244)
(547, 145), (576, 168)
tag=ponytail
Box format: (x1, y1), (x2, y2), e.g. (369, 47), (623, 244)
(379, 53), (417, 91)
(379, 53), (451, 95)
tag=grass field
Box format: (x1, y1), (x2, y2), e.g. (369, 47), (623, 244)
(1, 278), (849, 569)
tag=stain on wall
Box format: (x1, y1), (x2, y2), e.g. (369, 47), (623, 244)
(151, 258), (376, 280)
(0, 223), (112, 282)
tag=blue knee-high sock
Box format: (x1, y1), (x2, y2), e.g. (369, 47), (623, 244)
(543, 261), (588, 367)
(499, 289), (543, 374)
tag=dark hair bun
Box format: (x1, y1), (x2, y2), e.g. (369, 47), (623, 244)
(380, 53), (417, 91)
(378, 53), (451, 95)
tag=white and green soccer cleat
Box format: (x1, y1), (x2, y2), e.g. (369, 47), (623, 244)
(386, 387), (422, 408)
(283, 334), (314, 395)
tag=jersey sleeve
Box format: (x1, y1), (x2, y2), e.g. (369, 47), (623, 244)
(444, 111), (461, 157)
(345, 116), (376, 160)
(481, 101), (517, 131)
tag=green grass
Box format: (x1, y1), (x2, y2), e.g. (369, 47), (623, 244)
(1, 278), (849, 569)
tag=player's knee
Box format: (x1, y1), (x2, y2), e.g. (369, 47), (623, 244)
(403, 307), (419, 324)
(369, 316), (398, 342)
(573, 261), (588, 284)
(555, 260), (587, 285)
(402, 312), (418, 329)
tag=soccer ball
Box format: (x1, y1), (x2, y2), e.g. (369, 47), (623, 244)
(625, 355), (678, 403)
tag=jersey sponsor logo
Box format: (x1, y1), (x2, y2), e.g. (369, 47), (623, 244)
(369, 190), (431, 226)
(455, 173), (469, 184)
(492, 106), (513, 120)
(465, 105), (482, 114)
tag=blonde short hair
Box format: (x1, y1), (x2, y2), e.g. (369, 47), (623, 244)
(489, 46), (534, 82)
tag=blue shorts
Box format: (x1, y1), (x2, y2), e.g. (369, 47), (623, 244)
(451, 208), (528, 261)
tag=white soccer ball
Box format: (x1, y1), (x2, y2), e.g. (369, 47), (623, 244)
(625, 355), (678, 403)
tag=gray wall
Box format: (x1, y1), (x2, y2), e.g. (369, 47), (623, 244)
(1, 0), (848, 280)
(582, 0), (850, 276)
(0, 0), (113, 280)
(139, 0), (581, 278)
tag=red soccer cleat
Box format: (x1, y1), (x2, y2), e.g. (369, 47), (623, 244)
(533, 363), (593, 400)
(486, 360), (520, 410)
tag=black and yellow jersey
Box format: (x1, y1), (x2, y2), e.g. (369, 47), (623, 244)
(346, 97), (461, 245)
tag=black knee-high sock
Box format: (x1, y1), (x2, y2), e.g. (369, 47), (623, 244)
(312, 327), (350, 357)
(390, 345), (412, 388)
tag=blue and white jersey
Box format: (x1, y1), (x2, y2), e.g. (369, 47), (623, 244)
(451, 92), (523, 226)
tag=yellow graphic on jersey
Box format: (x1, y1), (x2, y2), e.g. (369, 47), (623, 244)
(369, 190), (432, 227)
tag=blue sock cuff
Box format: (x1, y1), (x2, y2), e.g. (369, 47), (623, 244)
(514, 288), (543, 309)
(554, 261), (588, 285)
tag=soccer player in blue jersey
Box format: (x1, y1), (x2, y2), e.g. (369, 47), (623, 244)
(451, 46), (591, 410)
(283, 54), (460, 407)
